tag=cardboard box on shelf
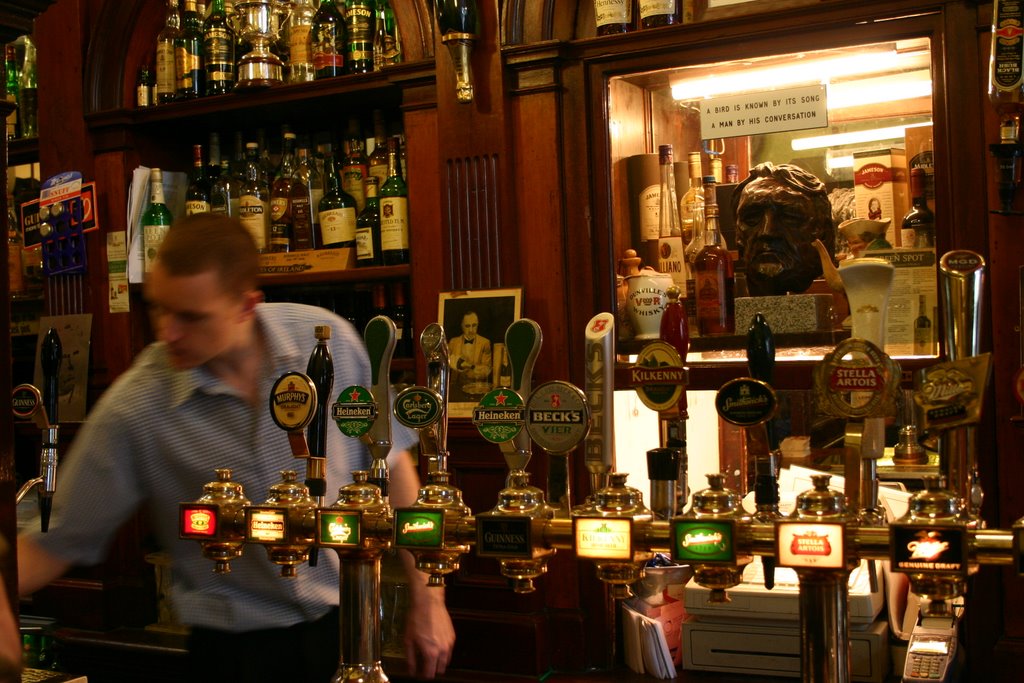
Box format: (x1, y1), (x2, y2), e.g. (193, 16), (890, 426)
(853, 148), (909, 246)
(258, 248), (355, 276)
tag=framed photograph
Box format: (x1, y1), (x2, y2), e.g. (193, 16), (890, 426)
(438, 288), (523, 417)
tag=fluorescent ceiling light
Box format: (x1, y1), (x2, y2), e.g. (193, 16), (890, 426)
(790, 122), (931, 151)
(826, 70), (932, 110)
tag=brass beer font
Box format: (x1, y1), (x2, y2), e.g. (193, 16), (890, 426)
(179, 468), (251, 574)
(394, 470), (472, 587)
(245, 469), (319, 577)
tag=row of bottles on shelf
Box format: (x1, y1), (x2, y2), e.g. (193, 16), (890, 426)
(141, 0), (402, 105)
(4, 35), (38, 139)
(141, 114), (410, 269)
(594, 0), (700, 36)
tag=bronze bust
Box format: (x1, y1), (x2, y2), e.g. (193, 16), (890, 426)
(732, 163), (835, 296)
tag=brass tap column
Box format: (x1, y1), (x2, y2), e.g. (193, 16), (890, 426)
(245, 469), (318, 577)
(394, 470), (472, 586)
(179, 469), (251, 574)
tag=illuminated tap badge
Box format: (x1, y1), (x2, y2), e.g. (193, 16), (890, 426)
(890, 524), (968, 576)
(671, 520), (736, 564)
(393, 387), (443, 430)
(775, 521), (846, 570)
(525, 381), (591, 455)
(394, 509), (445, 549)
(10, 384), (41, 420)
(332, 385), (378, 438)
(631, 342), (686, 413)
(246, 507), (288, 543)
(179, 503), (219, 539)
(715, 378), (777, 428)
(813, 338), (900, 420)
(316, 510), (361, 547)
(574, 517), (633, 561)
(269, 372), (317, 432)
(476, 515), (533, 558)
(472, 389), (526, 444)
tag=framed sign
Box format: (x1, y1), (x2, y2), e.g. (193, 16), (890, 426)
(438, 288), (523, 417)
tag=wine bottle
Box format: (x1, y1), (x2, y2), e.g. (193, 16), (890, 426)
(142, 168), (174, 274)
(156, 0), (180, 104)
(185, 144), (211, 216)
(379, 136), (409, 265)
(639, 0), (678, 29)
(593, 0), (632, 36)
(312, 0), (346, 79)
(238, 141), (270, 252)
(318, 151), (358, 249)
(355, 176), (382, 266)
(913, 294), (933, 355)
(269, 131), (297, 252)
(203, 0), (235, 96)
(290, 142), (318, 250)
(346, 0), (375, 74)
(901, 167), (935, 249)
(694, 176), (735, 335)
(175, 0), (204, 100)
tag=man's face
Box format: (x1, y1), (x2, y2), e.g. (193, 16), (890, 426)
(736, 177), (824, 295)
(461, 314), (479, 340)
(145, 263), (256, 370)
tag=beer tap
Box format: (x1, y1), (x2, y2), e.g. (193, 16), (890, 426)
(418, 323), (450, 473)
(304, 325), (333, 566)
(10, 327), (62, 532)
(245, 469), (319, 577)
(179, 469), (251, 574)
(362, 316), (398, 497)
(499, 319), (542, 488)
(584, 312), (616, 498)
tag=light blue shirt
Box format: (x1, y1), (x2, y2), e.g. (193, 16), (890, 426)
(25, 303), (417, 631)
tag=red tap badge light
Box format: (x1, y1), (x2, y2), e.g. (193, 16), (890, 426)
(775, 521), (846, 570)
(180, 504), (219, 539)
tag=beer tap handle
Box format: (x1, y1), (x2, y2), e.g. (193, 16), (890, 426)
(503, 319), (542, 472)
(41, 328), (62, 426)
(38, 328), (62, 532)
(746, 313), (779, 589)
(420, 323), (450, 472)
(364, 316), (397, 497)
(584, 312), (616, 496)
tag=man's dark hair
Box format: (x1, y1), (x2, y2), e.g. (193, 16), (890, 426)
(158, 213), (260, 296)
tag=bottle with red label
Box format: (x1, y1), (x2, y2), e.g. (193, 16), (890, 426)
(312, 0), (346, 78)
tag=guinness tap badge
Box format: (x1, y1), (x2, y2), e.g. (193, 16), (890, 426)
(813, 338), (900, 419)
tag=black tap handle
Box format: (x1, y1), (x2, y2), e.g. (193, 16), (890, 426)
(41, 327), (62, 426)
(746, 314), (774, 387)
(746, 313), (779, 589)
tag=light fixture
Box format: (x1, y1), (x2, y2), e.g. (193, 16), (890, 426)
(791, 122), (931, 152)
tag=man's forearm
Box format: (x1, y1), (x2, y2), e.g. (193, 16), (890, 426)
(17, 537), (70, 596)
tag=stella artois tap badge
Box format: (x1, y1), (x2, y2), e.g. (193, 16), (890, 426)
(813, 338), (900, 420)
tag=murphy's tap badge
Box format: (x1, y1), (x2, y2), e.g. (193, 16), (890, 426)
(473, 388), (526, 444)
(393, 386), (443, 430)
(525, 381), (591, 455)
(332, 385), (378, 438)
(813, 337), (900, 420)
(914, 354), (992, 436)
(890, 525), (968, 576)
(269, 372), (317, 432)
(631, 341), (687, 412)
(715, 378), (777, 428)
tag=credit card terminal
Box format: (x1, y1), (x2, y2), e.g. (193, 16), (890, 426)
(902, 622), (956, 682)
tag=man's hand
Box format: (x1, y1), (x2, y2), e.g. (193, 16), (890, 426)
(404, 584), (454, 679)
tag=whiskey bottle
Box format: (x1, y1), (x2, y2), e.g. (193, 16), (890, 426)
(290, 142), (319, 249)
(355, 176), (382, 266)
(156, 0), (180, 104)
(694, 176), (735, 335)
(379, 136), (410, 265)
(209, 159), (235, 216)
(203, 0), (235, 96)
(142, 168), (174, 273)
(175, 0), (205, 99)
(346, 0), (375, 74)
(288, 0), (317, 83)
(373, 0), (403, 69)
(238, 142), (271, 251)
(184, 144), (211, 216)
(269, 131), (297, 252)
(594, 0), (633, 35)
(989, 0), (1024, 142)
(312, 0), (346, 79)
(913, 294), (932, 355)
(368, 109), (389, 186)
(680, 151), (704, 245)
(5, 45), (19, 139)
(318, 151), (358, 249)
(901, 167), (935, 249)
(639, 0), (677, 28)
(341, 119), (368, 211)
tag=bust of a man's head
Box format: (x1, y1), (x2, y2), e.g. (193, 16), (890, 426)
(732, 163), (835, 296)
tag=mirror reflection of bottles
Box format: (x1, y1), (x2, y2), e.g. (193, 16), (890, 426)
(913, 294), (933, 355)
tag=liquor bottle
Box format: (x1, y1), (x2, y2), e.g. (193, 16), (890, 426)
(5, 45), (19, 139)
(142, 168), (174, 274)
(203, 0), (235, 95)
(7, 198), (24, 294)
(355, 176), (382, 266)
(269, 131), (297, 252)
(379, 136), (410, 265)
(391, 281), (412, 357)
(290, 142), (319, 249)
(256, 127), (274, 188)
(18, 37), (37, 138)
(680, 151), (704, 246)
(318, 151), (358, 249)
(209, 159), (235, 216)
(639, 0), (677, 28)
(913, 294), (932, 355)
(306, 325), (333, 460)
(346, 0), (374, 74)
(373, 0), (402, 69)
(989, 0), (1024, 143)
(368, 109), (389, 185)
(156, 0), (181, 104)
(311, 0), (346, 79)
(659, 285), (689, 360)
(341, 119), (368, 211)
(239, 142), (271, 251)
(694, 176), (735, 336)
(288, 0), (317, 83)
(185, 144), (211, 215)
(497, 345), (512, 388)
(594, 0), (632, 35)
(176, 0), (205, 99)
(207, 131), (222, 179)
(901, 167), (935, 249)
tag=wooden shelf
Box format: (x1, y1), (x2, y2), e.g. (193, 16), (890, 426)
(259, 264), (411, 288)
(8, 135), (38, 167)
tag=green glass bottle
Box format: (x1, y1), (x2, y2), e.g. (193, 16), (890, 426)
(346, 0), (375, 74)
(142, 168), (174, 274)
(156, 0), (180, 104)
(18, 37), (37, 138)
(311, 0), (346, 79)
(185, 144), (211, 215)
(355, 176), (382, 267)
(203, 0), (235, 95)
(318, 151), (358, 249)
(175, 0), (205, 99)
(379, 136), (409, 265)
(5, 44), (19, 139)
